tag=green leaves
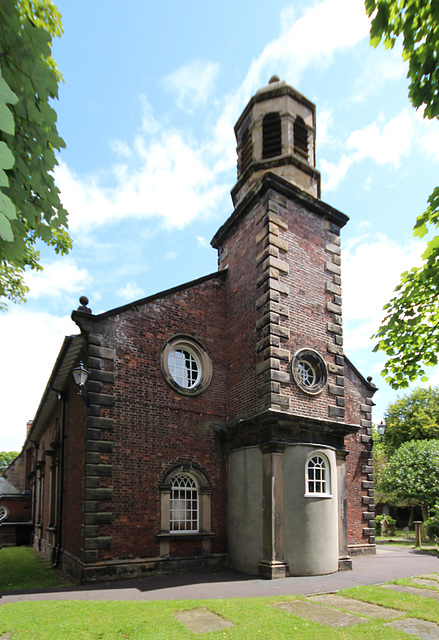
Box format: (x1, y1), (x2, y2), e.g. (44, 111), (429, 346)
(366, 0), (439, 387)
(383, 386), (439, 456)
(380, 439), (439, 509)
(0, 0), (70, 308)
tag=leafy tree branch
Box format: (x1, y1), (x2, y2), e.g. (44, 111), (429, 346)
(0, 0), (71, 309)
(365, 0), (439, 388)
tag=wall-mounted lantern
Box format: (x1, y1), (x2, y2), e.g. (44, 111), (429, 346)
(72, 361), (90, 405)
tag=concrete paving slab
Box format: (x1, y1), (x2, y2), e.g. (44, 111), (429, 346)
(272, 600), (370, 627)
(381, 584), (439, 601)
(174, 608), (234, 633)
(423, 575), (439, 583)
(412, 579), (439, 590)
(307, 594), (403, 619)
(386, 618), (439, 639)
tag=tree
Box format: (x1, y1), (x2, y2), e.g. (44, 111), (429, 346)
(0, 0), (71, 309)
(379, 439), (439, 521)
(365, 0), (439, 388)
(0, 450), (19, 472)
(383, 386), (439, 456)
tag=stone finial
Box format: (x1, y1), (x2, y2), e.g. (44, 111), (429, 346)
(269, 75), (280, 84)
(77, 296), (92, 314)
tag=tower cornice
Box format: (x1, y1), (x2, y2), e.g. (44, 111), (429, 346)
(211, 171), (349, 250)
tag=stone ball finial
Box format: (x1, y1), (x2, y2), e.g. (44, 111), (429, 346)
(269, 75), (280, 84)
(77, 296), (92, 314)
(367, 376), (373, 382)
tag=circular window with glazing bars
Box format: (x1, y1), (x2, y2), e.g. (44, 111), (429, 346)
(161, 335), (213, 396)
(0, 506), (8, 522)
(292, 349), (327, 395)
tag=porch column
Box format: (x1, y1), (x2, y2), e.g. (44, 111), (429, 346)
(258, 443), (289, 579)
(336, 449), (352, 570)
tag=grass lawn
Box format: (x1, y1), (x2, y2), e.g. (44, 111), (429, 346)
(0, 547), (75, 593)
(376, 528), (438, 553)
(2, 594), (438, 640)
(1, 548), (438, 639)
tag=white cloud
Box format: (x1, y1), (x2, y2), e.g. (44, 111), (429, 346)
(163, 60), (220, 111)
(351, 44), (406, 104)
(320, 155), (352, 192)
(419, 114), (439, 161)
(321, 110), (416, 191)
(24, 259), (90, 300)
(342, 232), (425, 349)
(348, 109), (414, 165)
(197, 235), (209, 248)
(54, 0), (374, 238)
(0, 309), (78, 451)
(116, 281), (145, 301)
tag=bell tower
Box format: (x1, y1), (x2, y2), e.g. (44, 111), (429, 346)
(212, 78), (375, 580)
(232, 75), (321, 207)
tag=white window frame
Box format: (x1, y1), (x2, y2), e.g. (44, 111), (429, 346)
(168, 346), (201, 390)
(305, 454), (332, 498)
(160, 335), (213, 397)
(170, 472), (199, 533)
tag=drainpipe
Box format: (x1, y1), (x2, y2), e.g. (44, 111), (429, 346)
(28, 440), (39, 544)
(53, 389), (67, 567)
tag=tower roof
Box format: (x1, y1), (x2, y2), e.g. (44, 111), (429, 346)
(232, 78), (320, 206)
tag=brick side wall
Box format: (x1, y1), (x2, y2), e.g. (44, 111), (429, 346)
(344, 361), (375, 547)
(63, 379), (86, 557)
(90, 276), (228, 561)
(220, 202), (263, 421)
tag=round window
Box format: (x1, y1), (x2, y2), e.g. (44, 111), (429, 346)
(292, 349), (327, 395)
(0, 506), (8, 522)
(161, 335), (213, 396)
(168, 346), (201, 390)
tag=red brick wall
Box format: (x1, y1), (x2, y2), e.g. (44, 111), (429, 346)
(101, 276), (228, 560)
(0, 495), (31, 521)
(344, 361), (375, 546)
(221, 202), (263, 421)
(63, 378), (86, 557)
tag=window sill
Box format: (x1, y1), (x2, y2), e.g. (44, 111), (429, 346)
(304, 493), (333, 499)
(156, 531), (214, 541)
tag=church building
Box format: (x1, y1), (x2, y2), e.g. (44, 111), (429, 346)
(4, 78), (376, 582)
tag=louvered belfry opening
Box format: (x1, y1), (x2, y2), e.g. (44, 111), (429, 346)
(294, 115), (308, 160)
(262, 112), (282, 159)
(240, 128), (253, 174)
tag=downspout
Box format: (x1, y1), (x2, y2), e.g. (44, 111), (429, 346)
(53, 389), (67, 567)
(28, 439), (39, 544)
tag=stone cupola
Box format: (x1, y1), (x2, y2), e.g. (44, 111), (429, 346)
(231, 76), (321, 207)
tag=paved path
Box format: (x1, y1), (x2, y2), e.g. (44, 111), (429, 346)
(1, 546), (438, 604)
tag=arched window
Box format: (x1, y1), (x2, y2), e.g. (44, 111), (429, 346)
(170, 473), (199, 532)
(306, 455), (330, 496)
(262, 113), (282, 159)
(294, 115), (308, 160)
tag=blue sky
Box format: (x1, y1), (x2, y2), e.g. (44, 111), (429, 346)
(2, 0), (439, 451)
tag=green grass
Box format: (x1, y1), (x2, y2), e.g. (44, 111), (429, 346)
(0, 547), (75, 593)
(341, 583), (439, 624)
(0, 596), (427, 640)
(376, 528), (438, 553)
(1, 549), (438, 639)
